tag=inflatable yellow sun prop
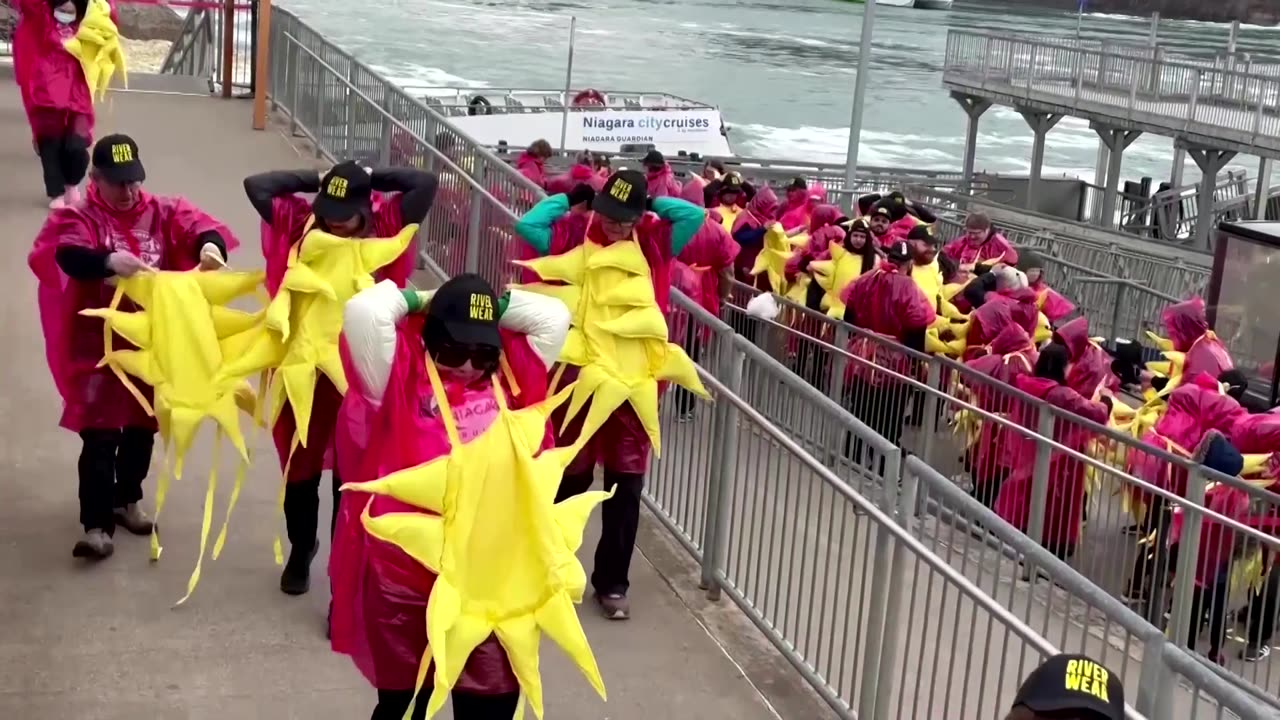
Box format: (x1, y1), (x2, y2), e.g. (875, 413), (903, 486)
(82, 269), (265, 602)
(808, 243), (864, 319)
(516, 237), (706, 456)
(749, 223), (795, 295)
(342, 366), (610, 719)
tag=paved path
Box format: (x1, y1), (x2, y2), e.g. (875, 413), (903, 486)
(0, 80), (787, 720)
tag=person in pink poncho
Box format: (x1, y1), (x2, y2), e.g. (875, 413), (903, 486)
(641, 149), (683, 198)
(861, 192), (934, 249)
(242, 160), (437, 597)
(943, 212), (1019, 282)
(330, 274), (570, 719)
(1227, 409), (1280, 662)
(964, 323), (1039, 507)
(545, 150), (604, 196)
(961, 268), (1041, 361)
(730, 183), (780, 285)
(1016, 251), (1075, 324)
(1160, 297), (1234, 381)
(514, 139), (552, 189)
(14, 0), (113, 208)
(779, 181), (827, 233)
(29, 134), (236, 560)
(995, 341), (1113, 562)
(840, 241), (938, 463)
(1053, 316), (1120, 400)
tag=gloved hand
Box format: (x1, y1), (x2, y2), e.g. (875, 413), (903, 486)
(567, 183), (595, 207)
(198, 242), (227, 271)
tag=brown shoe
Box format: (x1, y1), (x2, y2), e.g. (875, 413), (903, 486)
(596, 593), (630, 620)
(113, 504), (155, 536)
(72, 529), (115, 560)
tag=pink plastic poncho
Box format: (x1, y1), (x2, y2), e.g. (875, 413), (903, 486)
(261, 194), (415, 482)
(536, 213), (677, 475)
(731, 185), (779, 283)
(545, 163), (604, 196)
(645, 164), (683, 199)
(965, 324), (1038, 483)
(840, 264), (938, 385)
(675, 216), (740, 318)
(779, 183), (827, 231)
(1161, 297), (1233, 379)
(1055, 317), (1119, 399)
(515, 151), (547, 189)
(330, 315), (546, 694)
(29, 185), (239, 432)
(1031, 278), (1075, 323)
(965, 289), (1040, 359)
(943, 230), (1019, 269)
(1128, 373), (1246, 496)
(14, 0), (112, 141)
(995, 375), (1109, 550)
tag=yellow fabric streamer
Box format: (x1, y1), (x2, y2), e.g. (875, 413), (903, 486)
(64, 0), (127, 101)
(341, 358), (612, 719)
(748, 223), (795, 295)
(515, 231), (708, 457)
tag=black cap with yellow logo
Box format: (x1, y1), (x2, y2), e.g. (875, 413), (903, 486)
(425, 272), (501, 349)
(92, 134), (146, 184)
(1012, 654), (1125, 720)
(314, 161), (373, 222)
(593, 170), (648, 223)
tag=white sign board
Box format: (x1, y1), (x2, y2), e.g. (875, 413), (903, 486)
(447, 108), (732, 156)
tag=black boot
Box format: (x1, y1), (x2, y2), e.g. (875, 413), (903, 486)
(280, 539), (318, 596)
(281, 475), (322, 595)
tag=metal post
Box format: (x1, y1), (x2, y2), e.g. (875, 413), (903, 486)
(254, 0), (273, 128)
(1075, 0), (1084, 41)
(1108, 283), (1126, 347)
(1170, 144), (1185, 187)
(1189, 147), (1236, 251)
(1025, 406), (1055, 548)
(1254, 157), (1274, 220)
(845, 0), (878, 198)
(1095, 126), (1141, 228)
(378, 84), (394, 166)
(859, 454), (901, 720)
(955, 94), (991, 194)
(558, 17), (577, 152)
(917, 362), (942, 472)
(703, 342), (744, 599)
(464, 163), (487, 274)
(221, 0), (235, 98)
(1167, 468), (1207, 649)
(1148, 12), (1159, 46)
(1021, 111), (1062, 211)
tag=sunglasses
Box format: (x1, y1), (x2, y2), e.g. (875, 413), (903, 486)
(431, 341), (500, 371)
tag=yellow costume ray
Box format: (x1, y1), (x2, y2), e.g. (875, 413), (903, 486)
(342, 361), (611, 720)
(808, 243), (865, 319)
(516, 235), (707, 456)
(65, 0), (127, 101)
(748, 223), (796, 294)
(219, 224), (418, 446)
(81, 269), (265, 602)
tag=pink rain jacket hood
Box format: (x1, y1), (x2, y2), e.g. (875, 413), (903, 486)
(779, 183), (826, 231)
(645, 164), (683, 199)
(515, 151), (547, 189)
(1162, 297), (1233, 379)
(545, 163), (604, 195)
(1055, 317), (1119, 398)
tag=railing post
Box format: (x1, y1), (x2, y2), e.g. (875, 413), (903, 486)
(313, 60), (325, 158)
(702, 339), (744, 598)
(464, 162), (487, 274)
(1108, 282), (1126, 347)
(345, 64), (358, 160)
(1167, 468), (1206, 651)
(826, 323), (850, 468)
(859, 451), (904, 720)
(286, 39), (299, 136)
(1025, 405), (1054, 549)
(1137, 634), (1173, 720)
(917, 361), (942, 472)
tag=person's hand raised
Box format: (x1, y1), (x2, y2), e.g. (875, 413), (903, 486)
(106, 251), (153, 278)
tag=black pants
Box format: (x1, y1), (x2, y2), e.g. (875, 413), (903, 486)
(843, 379), (909, 467)
(1246, 566), (1280, 648)
(282, 472), (342, 551)
(36, 134), (90, 199)
(372, 688), (520, 720)
(78, 427), (155, 534)
(556, 469), (643, 596)
(1187, 569), (1231, 658)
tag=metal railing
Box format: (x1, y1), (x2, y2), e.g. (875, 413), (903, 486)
(944, 32), (1280, 154)
(261, 9), (1279, 717)
(158, 1), (257, 94)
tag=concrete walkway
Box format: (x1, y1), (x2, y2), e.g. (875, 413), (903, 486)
(0, 81), (787, 720)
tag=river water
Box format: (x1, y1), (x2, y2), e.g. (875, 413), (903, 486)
(282, 0), (1280, 182)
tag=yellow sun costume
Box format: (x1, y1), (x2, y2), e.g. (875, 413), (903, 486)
(82, 269), (265, 602)
(808, 243), (865, 319)
(342, 361), (611, 719)
(64, 0), (127, 101)
(515, 235), (707, 456)
(748, 223), (795, 295)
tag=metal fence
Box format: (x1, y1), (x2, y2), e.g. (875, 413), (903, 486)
(257, 8), (1280, 718)
(157, 1), (258, 95)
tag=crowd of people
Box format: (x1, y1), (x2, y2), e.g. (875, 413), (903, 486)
(12, 0), (1277, 711)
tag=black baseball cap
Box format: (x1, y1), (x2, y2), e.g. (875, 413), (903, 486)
(786, 177), (807, 191)
(885, 241), (913, 263)
(314, 161), (373, 222)
(426, 273), (501, 349)
(642, 150), (665, 167)
(720, 173), (744, 192)
(906, 224), (936, 245)
(92, 134), (146, 184)
(1012, 654), (1125, 720)
(593, 170), (648, 223)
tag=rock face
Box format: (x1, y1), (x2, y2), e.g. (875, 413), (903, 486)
(114, 4), (185, 41)
(982, 0), (1280, 25)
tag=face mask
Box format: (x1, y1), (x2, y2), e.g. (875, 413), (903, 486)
(53, 9), (77, 24)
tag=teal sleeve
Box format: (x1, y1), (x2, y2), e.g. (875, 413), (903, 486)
(513, 194), (570, 256)
(497, 291), (510, 318)
(650, 197), (706, 255)
(402, 289), (424, 313)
